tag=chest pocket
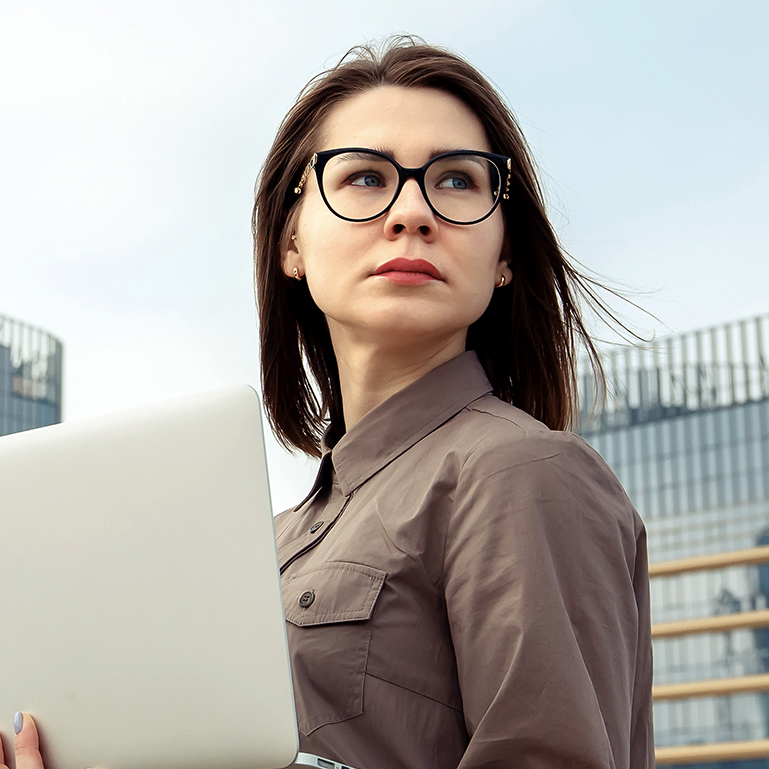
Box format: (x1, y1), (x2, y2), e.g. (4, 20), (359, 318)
(282, 561), (386, 735)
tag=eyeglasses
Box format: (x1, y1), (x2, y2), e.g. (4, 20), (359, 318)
(294, 148), (511, 225)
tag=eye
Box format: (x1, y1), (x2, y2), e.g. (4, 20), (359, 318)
(349, 173), (384, 188)
(436, 174), (472, 190)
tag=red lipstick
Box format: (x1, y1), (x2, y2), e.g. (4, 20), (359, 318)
(373, 258), (443, 284)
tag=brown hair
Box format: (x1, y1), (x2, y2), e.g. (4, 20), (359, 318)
(253, 36), (606, 457)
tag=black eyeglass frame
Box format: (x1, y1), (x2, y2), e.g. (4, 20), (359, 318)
(294, 147), (512, 226)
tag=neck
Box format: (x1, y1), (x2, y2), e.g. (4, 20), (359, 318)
(328, 326), (467, 431)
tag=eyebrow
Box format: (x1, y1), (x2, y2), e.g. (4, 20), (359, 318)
(377, 147), (481, 160)
(426, 147), (474, 158)
(343, 147), (487, 164)
(334, 151), (392, 162)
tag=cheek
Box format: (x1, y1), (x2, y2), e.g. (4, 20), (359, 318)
(301, 241), (352, 318)
(297, 204), (351, 267)
(459, 224), (505, 313)
(461, 223), (505, 280)
(488, 215), (506, 266)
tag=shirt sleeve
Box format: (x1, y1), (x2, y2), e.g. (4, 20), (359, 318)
(443, 430), (654, 769)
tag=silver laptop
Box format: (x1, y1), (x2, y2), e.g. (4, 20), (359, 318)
(0, 385), (357, 769)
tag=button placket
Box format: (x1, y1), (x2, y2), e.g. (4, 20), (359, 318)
(279, 494), (353, 575)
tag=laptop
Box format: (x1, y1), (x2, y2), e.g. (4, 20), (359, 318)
(0, 385), (357, 769)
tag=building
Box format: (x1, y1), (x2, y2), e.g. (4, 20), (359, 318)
(579, 314), (769, 768)
(0, 312), (63, 436)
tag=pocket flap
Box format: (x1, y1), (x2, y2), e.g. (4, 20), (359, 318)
(283, 562), (386, 627)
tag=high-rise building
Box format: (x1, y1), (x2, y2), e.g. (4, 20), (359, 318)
(0, 312), (63, 436)
(579, 314), (769, 768)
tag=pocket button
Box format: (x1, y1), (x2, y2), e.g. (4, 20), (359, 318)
(309, 521), (324, 533)
(299, 590), (315, 608)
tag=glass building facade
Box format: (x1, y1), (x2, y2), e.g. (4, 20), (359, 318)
(579, 315), (769, 769)
(0, 312), (63, 436)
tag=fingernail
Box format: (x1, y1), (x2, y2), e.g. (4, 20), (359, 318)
(14, 712), (23, 734)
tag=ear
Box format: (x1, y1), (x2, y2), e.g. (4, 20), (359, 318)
(281, 233), (303, 279)
(496, 258), (512, 287)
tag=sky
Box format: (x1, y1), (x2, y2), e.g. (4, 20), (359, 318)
(1, 0), (767, 513)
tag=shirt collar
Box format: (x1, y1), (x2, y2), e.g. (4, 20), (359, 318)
(329, 351), (492, 496)
(292, 352), (492, 510)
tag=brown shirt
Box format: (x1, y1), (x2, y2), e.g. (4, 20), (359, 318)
(275, 352), (654, 769)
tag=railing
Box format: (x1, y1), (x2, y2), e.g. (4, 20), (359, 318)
(0, 312), (63, 408)
(651, 545), (769, 766)
(578, 314), (769, 434)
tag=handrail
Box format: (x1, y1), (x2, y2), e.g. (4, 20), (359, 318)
(653, 672), (769, 700)
(647, 546), (769, 762)
(649, 544), (769, 577)
(656, 738), (769, 765)
(652, 608), (769, 638)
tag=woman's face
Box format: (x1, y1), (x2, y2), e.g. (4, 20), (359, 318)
(283, 85), (510, 354)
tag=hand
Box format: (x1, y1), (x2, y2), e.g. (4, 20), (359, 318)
(0, 713), (44, 769)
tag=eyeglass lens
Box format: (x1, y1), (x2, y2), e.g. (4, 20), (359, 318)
(321, 152), (502, 223)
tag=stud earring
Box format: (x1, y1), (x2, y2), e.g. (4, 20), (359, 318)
(495, 275), (506, 288)
(293, 267), (302, 281)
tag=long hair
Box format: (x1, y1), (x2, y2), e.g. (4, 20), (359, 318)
(253, 37), (607, 457)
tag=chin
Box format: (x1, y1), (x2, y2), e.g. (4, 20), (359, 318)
(368, 313), (474, 347)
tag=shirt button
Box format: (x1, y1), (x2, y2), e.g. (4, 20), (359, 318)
(309, 521), (324, 533)
(299, 590), (315, 608)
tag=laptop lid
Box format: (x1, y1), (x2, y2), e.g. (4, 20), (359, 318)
(0, 385), (299, 769)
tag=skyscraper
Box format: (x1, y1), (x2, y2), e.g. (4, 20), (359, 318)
(0, 312), (63, 436)
(579, 314), (769, 767)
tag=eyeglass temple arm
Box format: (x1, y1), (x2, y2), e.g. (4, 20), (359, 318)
(294, 154), (318, 195)
(502, 158), (511, 200)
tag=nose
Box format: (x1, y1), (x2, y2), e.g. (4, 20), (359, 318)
(383, 178), (437, 240)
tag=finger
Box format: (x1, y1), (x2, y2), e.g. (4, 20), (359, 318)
(0, 728), (8, 769)
(13, 713), (44, 769)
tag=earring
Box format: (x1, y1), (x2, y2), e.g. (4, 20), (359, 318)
(293, 267), (302, 281)
(495, 275), (506, 288)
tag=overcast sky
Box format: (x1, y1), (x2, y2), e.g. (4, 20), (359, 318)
(2, 0), (767, 512)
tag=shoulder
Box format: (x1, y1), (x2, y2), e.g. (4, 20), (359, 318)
(448, 394), (642, 539)
(451, 393), (608, 475)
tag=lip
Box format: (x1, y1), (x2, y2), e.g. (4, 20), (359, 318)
(373, 258), (443, 281)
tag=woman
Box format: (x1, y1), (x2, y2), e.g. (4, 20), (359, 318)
(5, 38), (653, 769)
(256, 38), (653, 769)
